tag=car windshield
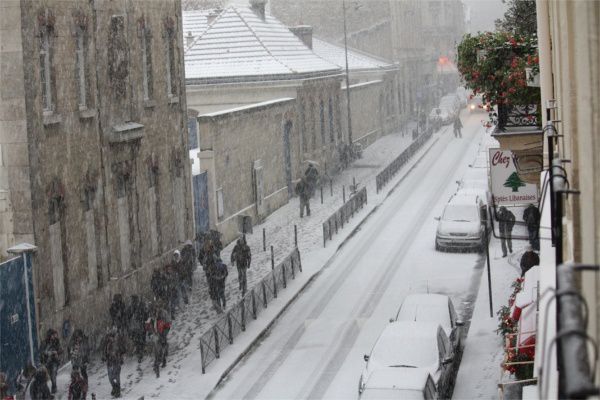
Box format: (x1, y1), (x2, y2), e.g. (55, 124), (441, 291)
(370, 336), (438, 368)
(443, 204), (478, 222)
(361, 388), (422, 400)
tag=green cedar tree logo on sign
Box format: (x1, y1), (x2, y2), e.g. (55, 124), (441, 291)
(504, 172), (526, 192)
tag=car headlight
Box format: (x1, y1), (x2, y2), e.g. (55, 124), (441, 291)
(470, 104), (475, 110)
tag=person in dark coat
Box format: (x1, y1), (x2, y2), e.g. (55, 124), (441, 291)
(453, 116), (463, 138)
(295, 178), (311, 218)
(67, 368), (87, 400)
(231, 237), (252, 296)
(523, 204), (540, 250)
(209, 230), (223, 257)
(101, 328), (126, 398)
(0, 372), (9, 400)
(127, 295), (148, 363)
(164, 262), (179, 319)
(181, 240), (196, 290)
(109, 294), (128, 333)
(497, 206), (516, 257)
(520, 245), (540, 276)
(199, 241), (220, 308)
(39, 328), (61, 394)
(304, 163), (319, 198)
(67, 329), (89, 383)
(146, 302), (171, 378)
(213, 259), (228, 313)
(29, 367), (52, 400)
(151, 268), (168, 304)
(172, 250), (189, 306)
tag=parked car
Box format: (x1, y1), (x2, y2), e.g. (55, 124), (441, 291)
(435, 193), (489, 252)
(359, 321), (456, 399)
(429, 107), (451, 125)
(359, 369), (438, 400)
(393, 294), (464, 355)
(439, 94), (461, 119)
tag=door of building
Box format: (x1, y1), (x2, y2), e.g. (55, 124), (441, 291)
(283, 120), (293, 196)
(193, 172), (209, 237)
(0, 253), (38, 393)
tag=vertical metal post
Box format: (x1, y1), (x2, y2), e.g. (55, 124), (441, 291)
(485, 222), (493, 318)
(320, 186), (323, 204)
(353, 177), (356, 193)
(263, 228), (266, 252)
(343, 186), (346, 203)
(330, 179), (333, 196)
(270, 245), (275, 270)
(294, 224), (298, 248)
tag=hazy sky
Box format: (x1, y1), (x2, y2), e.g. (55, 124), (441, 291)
(463, 0), (508, 33)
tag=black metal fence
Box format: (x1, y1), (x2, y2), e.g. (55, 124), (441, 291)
(375, 129), (434, 193)
(322, 186), (368, 247)
(199, 247), (302, 373)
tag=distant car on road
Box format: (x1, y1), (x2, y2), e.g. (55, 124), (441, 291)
(393, 294), (464, 355)
(359, 321), (456, 399)
(435, 193), (489, 252)
(429, 108), (451, 126)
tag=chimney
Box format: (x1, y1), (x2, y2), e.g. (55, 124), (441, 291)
(186, 31), (194, 47)
(250, 0), (267, 21)
(289, 25), (313, 49)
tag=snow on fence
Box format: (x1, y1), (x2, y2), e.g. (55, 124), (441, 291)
(375, 129), (434, 193)
(322, 186), (368, 247)
(198, 247), (302, 373)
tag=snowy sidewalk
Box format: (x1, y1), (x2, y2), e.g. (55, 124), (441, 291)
(54, 127), (449, 399)
(452, 237), (525, 399)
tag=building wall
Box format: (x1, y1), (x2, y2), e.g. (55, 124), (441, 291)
(0, 0), (34, 258)
(12, 0), (193, 342)
(537, 0), (600, 389)
(341, 80), (384, 150)
(197, 99), (297, 243)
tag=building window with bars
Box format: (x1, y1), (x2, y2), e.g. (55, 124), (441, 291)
(328, 97), (335, 143)
(164, 17), (177, 98)
(38, 10), (55, 113)
(75, 29), (87, 109)
(320, 100), (326, 146)
(141, 24), (154, 101)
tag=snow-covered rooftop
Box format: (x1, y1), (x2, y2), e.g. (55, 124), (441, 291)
(183, 7), (341, 83)
(311, 37), (396, 72)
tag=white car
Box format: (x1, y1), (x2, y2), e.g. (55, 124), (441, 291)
(359, 321), (455, 399)
(359, 369), (438, 400)
(429, 108), (451, 125)
(393, 294), (464, 355)
(435, 193), (488, 252)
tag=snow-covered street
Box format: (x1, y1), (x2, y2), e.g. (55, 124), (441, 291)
(210, 112), (491, 399)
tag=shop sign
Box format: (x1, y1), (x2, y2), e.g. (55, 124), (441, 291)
(489, 148), (539, 206)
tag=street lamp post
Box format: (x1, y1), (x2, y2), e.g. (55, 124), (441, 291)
(342, 0), (353, 149)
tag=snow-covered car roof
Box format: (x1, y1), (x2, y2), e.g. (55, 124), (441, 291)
(362, 368), (431, 393)
(368, 321), (441, 370)
(396, 294), (452, 332)
(360, 387), (425, 400)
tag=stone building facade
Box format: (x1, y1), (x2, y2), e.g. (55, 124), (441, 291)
(0, 0), (193, 341)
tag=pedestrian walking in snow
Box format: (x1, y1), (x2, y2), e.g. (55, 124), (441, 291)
(109, 294), (128, 333)
(15, 363), (36, 400)
(231, 237), (251, 296)
(146, 302), (171, 378)
(0, 372), (9, 400)
(453, 117), (463, 138)
(213, 259), (229, 312)
(68, 329), (90, 383)
(208, 229), (223, 257)
(172, 250), (189, 306)
(181, 240), (196, 290)
(29, 367), (52, 400)
(200, 241), (221, 311)
(39, 329), (61, 394)
(164, 262), (180, 319)
(520, 245), (540, 276)
(295, 178), (311, 218)
(101, 328), (126, 398)
(150, 268), (168, 305)
(67, 368), (87, 400)
(497, 206), (516, 257)
(304, 163), (319, 198)
(523, 203), (540, 250)
(126, 295), (148, 363)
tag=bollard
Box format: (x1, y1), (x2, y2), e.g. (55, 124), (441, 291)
(263, 228), (266, 252)
(320, 186), (323, 204)
(271, 245), (275, 270)
(353, 177), (356, 194)
(330, 179), (333, 196)
(343, 185), (346, 203)
(294, 224), (298, 248)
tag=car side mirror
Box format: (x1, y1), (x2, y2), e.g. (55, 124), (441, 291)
(364, 354), (370, 362)
(456, 320), (464, 327)
(442, 356), (453, 365)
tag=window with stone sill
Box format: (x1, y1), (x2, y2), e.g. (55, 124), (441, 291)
(328, 97), (335, 143)
(164, 17), (178, 98)
(140, 22), (154, 102)
(320, 100), (326, 146)
(75, 28), (90, 110)
(39, 10), (55, 114)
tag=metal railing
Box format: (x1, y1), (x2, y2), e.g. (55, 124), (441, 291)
(199, 247), (302, 373)
(322, 186), (367, 247)
(375, 128), (434, 193)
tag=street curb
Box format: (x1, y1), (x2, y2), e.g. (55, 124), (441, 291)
(209, 131), (443, 395)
